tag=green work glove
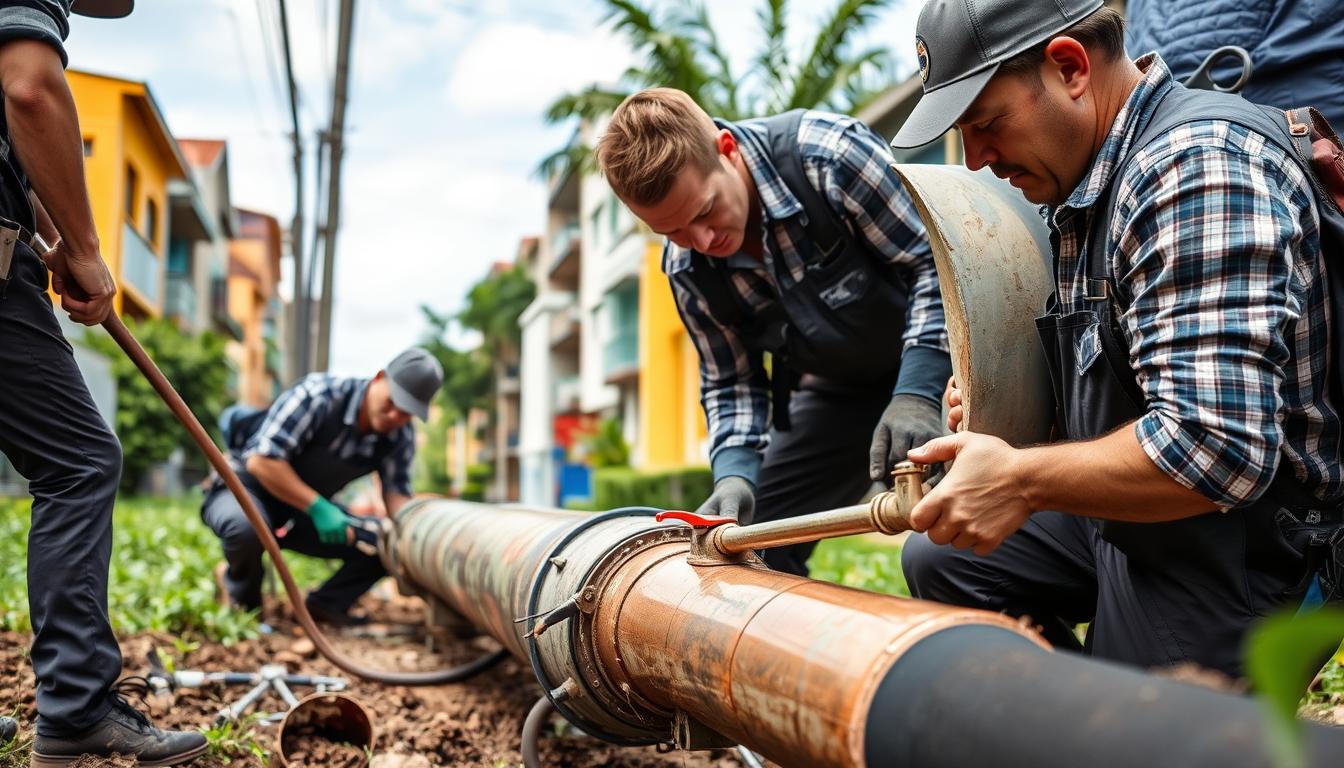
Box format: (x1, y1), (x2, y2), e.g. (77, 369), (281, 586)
(306, 496), (349, 546)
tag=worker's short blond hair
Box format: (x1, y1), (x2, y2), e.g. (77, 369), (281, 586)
(597, 88), (721, 207)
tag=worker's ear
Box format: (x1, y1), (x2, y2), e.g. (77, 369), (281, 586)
(716, 129), (738, 161)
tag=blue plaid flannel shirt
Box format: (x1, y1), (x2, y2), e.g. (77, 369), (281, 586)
(1052, 55), (1341, 509)
(663, 110), (946, 483)
(245, 373), (416, 497)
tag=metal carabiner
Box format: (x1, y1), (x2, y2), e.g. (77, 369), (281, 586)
(1183, 45), (1253, 94)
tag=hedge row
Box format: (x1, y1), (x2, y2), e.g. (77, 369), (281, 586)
(590, 466), (714, 511)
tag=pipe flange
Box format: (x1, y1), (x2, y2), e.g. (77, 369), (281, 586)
(569, 525), (691, 734)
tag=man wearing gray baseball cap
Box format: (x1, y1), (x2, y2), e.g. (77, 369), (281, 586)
(201, 347), (444, 628)
(892, 0), (1343, 676)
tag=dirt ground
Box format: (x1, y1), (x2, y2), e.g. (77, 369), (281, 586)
(0, 590), (748, 768)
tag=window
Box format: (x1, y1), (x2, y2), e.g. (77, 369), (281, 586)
(145, 198), (159, 246)
(124, 164), (138, 221)
(82, 138), (93, 157)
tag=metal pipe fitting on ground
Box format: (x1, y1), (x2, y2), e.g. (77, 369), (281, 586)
(384, 498), (1344, 768)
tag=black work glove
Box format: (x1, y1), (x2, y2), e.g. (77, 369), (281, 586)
(869, 393), (946, 485)
(695, 476), (756, 522)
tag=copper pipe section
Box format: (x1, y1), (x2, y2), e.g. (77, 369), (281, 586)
(101, 314), (505, 686)
(589, 541), (1042, 766)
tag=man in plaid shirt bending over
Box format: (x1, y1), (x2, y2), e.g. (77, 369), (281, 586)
(894, 0), (1343, 677)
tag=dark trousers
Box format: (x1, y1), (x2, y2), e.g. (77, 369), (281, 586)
(902, 511), (1295, 676)
(200, 484), (386, 613)
(748, 375), (895, 576)
(0, 246), (122, 736)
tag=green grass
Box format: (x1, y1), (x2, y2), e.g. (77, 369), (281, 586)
(0, 495), (336, 644)
(807, 535), (909, 596)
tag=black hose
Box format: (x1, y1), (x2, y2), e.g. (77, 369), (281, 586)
(523, 507), (664, 747)
(521, 695), (554, 768)
(866, 624), (1344, 768)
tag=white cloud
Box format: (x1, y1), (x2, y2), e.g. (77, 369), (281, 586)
(445, 22), (631, 115)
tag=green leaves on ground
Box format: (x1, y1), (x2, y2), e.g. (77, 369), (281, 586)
(808, 535), (909, 596)
(1246, 607), (1344, 768)
(0, 496), (336, 643)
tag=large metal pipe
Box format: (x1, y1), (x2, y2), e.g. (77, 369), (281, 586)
(384, 499), (1344, 767)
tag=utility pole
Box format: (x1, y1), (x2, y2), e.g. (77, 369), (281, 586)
(276, 0), (306, 379)
(315, 0), (354, 372)
(305, 128), (328, 374)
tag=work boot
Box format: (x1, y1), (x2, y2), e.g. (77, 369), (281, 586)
(30, 678), (207, 767)
(304, 598), (370, 627)
(0, 715), (16, 744)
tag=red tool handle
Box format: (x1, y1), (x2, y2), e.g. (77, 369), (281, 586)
(655, 510), (736, 528)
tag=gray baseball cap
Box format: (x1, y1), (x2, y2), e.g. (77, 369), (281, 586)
(891, 0), (1103, 148)
(385, 347), (443, 421)
(71, 0), (134, 18)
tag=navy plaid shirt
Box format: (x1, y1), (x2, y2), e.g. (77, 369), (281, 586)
(1053, 55), (1341, 509)
(664, 110), (946, 479)
(245, 373), (416, 497)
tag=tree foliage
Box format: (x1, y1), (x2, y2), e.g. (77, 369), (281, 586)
(86, 318), (233, 492)
(540, 0), (897, 176)
(457, 265), (537, 360)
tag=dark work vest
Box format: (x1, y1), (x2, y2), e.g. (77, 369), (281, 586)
(236, 387), (400, 517)
(678, 110), (911, 425)
(1035, 80), (1342, 597)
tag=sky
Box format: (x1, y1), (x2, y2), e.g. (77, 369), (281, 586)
(67, 0), (921, 376)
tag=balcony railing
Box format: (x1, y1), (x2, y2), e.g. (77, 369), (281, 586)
(122, 222), (161, 307)
(164, 273), (197, 326)
(554, 375), (580, 412)
(604, 332), (639, 379)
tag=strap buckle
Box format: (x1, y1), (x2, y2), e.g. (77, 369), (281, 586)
(1083, 278), (1110, 302)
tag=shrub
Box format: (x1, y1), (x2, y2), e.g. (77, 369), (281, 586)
(591, 466), (713, 511)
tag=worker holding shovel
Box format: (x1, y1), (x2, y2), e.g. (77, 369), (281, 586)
(0, 1), (207, 764)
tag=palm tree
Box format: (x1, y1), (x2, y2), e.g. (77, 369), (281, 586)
(539, 0), (898, 176)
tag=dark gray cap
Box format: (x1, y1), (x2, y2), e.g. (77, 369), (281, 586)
(385, 347), (443, 421)
(891, 0), (1103, 148)
(71, 0), (134, 18)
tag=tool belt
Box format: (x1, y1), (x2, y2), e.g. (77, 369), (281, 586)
(1276, 502), (1344, 608)
(0, 214), (39, 295)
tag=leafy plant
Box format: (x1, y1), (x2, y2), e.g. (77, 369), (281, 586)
(85, 318), (233, 492)
(807, 536), (909, 597)
(540, 0), (898, 176)
(202, 712), (269, 762)
(580, 418), (631, 469)
(0, 496), (337, 642)
(1245, 608), (1344, 768)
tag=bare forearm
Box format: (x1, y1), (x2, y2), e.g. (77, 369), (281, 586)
(246, 456), (319, 510)
(0, 41), (98, 254)
(384, 492), (410, 517)
(1016, 421), (1217, 521)
(30, 192), (57, 245)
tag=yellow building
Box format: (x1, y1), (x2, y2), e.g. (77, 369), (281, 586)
(228, 208), (285, 407)
(67, 69), (192, 319)
(636, 240), (706, 470)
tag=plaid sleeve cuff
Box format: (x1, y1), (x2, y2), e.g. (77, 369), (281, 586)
(1134, 409), (1272, 511)
(711, 445), (762, 487)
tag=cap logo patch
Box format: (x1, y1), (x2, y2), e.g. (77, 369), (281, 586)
(915, 36), (929, 83)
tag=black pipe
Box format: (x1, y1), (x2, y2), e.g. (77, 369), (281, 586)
(866, 625), (1344, 768)
(521, 696), (554, 768)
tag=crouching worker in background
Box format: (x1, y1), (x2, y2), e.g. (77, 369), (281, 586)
(202, 347), (442, 625)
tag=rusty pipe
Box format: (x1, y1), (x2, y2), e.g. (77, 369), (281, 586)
(386, 499), (1045, 765)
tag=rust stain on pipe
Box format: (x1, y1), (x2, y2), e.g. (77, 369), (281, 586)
(592, 542), (1046, 767)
